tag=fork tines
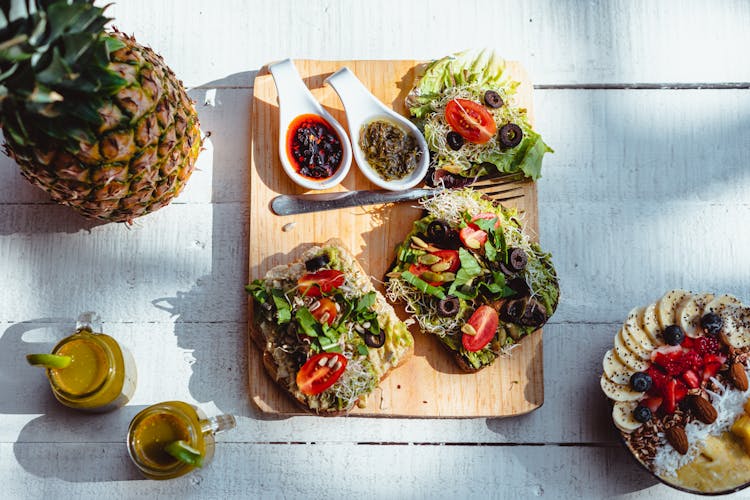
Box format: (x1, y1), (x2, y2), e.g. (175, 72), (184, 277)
(470, 171), (527, 203)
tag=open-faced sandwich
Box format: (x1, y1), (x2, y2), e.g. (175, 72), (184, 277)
(246, 239), (413, 415)
(385, 189), (558, 372)
(405, 49), (552, 186)
(602, 290), (750, 494)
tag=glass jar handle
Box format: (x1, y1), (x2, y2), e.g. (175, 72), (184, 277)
(76, 311), (102, 333)
(200, 414), (236, 436)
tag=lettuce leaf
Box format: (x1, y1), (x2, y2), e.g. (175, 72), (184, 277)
(406, 49), (552, 180)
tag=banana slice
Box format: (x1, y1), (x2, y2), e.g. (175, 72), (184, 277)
(603, 349), (635, 385)
(719, 305), (750, 348)
(614, 331), (650, 371)
(705, 294), (742, 316)
(623, 307), (656, 352)
(640, 302), (662, 345)
(657, 289), (691, 330)
(677, 292), (715, 338)
(617, 327), (650, 361)
(601, 374), (644, 402)
(612, 400), (643, 433)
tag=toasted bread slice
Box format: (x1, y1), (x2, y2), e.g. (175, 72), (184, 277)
(385, 189), (559, 372)
(248, 238), (413, 414)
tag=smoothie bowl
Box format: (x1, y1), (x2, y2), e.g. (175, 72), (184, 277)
(601, 290), (750, 494)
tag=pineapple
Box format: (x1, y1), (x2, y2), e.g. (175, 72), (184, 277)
(0, 0), (201, 222)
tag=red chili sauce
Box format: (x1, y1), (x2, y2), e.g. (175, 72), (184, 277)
(286, 114), (343, 180)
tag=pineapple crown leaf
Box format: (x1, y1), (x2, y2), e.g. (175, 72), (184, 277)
(0, 0), (127, 147)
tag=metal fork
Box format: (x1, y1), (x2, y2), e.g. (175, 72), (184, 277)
(270, 171), (527, 216)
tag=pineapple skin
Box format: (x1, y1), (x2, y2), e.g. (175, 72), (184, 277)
(4, 31), (201, 223)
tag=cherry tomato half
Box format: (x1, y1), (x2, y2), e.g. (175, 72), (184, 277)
(409, 264), (442, 286)
(471, 212), (501, 229)
(296, 352), (347, 395)
(297, 270), (345, 297)
(459, 225), (488, 249)
(462, 305), (499, 352)
(444, 99), (497, 144)
(431, 249), (460, 273)
(311, 297), (337, 326)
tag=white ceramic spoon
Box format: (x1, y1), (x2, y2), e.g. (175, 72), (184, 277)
(325, 67), (429, 191)
(268, 59), (351, 191)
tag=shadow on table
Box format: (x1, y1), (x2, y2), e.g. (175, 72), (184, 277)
(12, 405), (147, 482)
(0, 319), (78, 415)
(149, 71), (293, 421)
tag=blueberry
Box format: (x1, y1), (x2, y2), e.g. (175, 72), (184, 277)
(663, 324), (685, 345)
(633, 405), (652, 423)
(630, 372), (652, 392)
(701, 312), (723, 336)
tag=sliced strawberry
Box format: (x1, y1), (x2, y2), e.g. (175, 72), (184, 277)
(662, 378), (688, 414)
(642, 396), (663, 413)
(682, 350), (703, 371)
(675, 380), (688, 401)
(681, 336), (696, 349)
(646, 366), (669, 396)
(703, 353), (727, 365)
(681, 369), (700, 389)
(702, 362), (722, 382)
(650, 344), (682, 362)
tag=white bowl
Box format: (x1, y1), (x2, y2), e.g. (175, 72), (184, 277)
(268, 59), (352, 191)
(325, 67), (429, 191)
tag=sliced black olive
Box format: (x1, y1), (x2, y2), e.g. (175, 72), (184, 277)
(519, 299), (547, 328)
(499, 262), (515, 276)
(437, 296), (460, 317)
(479, 161), (498, 174)
(507, 277), (530, 295)
(365, 329), (386, 348)
(498, 123), (523, 148)
(501, 298), (526, 322)
(484, 90), (504, 108)
(447, 131), (464, 150)
(432, 169), (473, 189)
(507, 248), (528, 272)
(304, 253), (330, 272)
(426, 220), (451, 242)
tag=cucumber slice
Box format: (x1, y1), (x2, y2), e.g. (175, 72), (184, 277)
(164, 440), (203, 467)
(26, 354), (72, 369)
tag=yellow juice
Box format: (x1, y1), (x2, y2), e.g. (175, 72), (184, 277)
(49, 337), (109, 396)
(47, 329), (136, 412)
(127, 401), (214, 480)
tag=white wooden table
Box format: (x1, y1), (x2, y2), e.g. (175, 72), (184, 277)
(2, 0), (750, 498)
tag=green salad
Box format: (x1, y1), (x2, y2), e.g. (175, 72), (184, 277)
(406, 49), (553, 181)
(385, 189), (559, 371)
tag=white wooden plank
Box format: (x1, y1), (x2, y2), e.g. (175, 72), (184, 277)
(534, 90), (750, 204)
(542, 201), (750, 323)
(0, 203), (248, 323)
(2, 442), (707, 499)
(104, 0), (750, 86)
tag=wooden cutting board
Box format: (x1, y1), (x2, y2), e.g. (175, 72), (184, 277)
(248, 59), (543, 417)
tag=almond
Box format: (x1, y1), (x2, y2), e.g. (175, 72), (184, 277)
(730, 362), (749, 391)
(665, 426), (689, 455)
(687, 394), (718, 424)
